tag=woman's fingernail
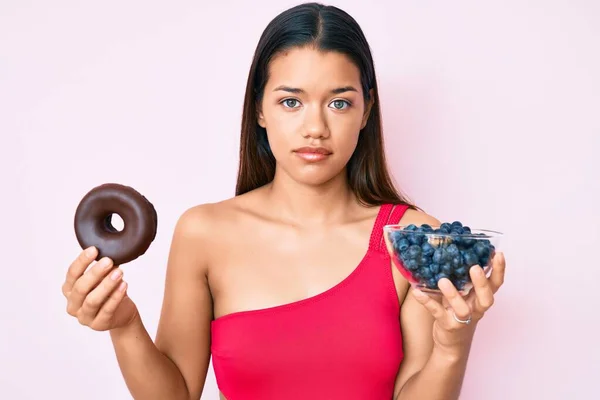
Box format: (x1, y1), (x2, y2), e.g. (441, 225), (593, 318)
(98, 257), (112, 269)
(111, 269), (122, 280)
(85, 246), (96, 257)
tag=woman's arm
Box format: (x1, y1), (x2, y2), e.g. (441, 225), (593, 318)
(110, 205), (214, 400)
(392, 213), (506, 400)
(392, 290), (476, 400)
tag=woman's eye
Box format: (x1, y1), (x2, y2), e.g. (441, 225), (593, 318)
(282, 99), (300, 108)
(281, 99), (350, 110)
(330, 100), (350, 110)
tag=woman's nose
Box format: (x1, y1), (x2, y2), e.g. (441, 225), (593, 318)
(302, 106), (330, 139)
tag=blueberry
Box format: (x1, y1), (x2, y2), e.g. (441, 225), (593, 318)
(441, 263), (453, 275)
(421, 242), (435, 257)
(449, 234), (462, 246)
(405, 224), (417, 231)
(436, 272), (450, 282)
(462, 250), (479, 267)
(462, 237), (476, 247)
(446, 244), (460, 257)
(451, 255), (462, 267)
(473, 241), (489, 257)
(420, 255), (431, 266)
(442, 248), (453, 263)
(408, 233), (422, 246)
(396, 238), (410, 252)
(441, 222), (452, 231)
(408, 245), (422, 259)
(400, 251), (410, 262)
(433, 248), (444, 264)
(430, 263), (440, 274)
(479, 254), (491, 267)
(473, 241), (491, 265)
(451, 221), (463, 228)
(405, 259), (419, 271)
(454, 266), (467, 277)
(426, 278), (438, 289)
(452, 277), (468, 290)
(421, 224), (434, 233)
(421, 267), (433, 279)
(451, 226), (465, 235)
(391, 230), (404, 241)
(463, 226), (472, 233)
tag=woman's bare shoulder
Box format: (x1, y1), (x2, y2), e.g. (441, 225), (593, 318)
(399, 207), (442, 227)
(175, 190), (262, 237)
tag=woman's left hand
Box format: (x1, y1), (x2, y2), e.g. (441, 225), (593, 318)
(412, 251), (506, 354)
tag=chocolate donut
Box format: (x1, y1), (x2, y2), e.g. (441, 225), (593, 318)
(74, 183), (158, 265)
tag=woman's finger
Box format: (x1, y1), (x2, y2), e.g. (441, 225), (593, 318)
(470, 265), (495, 311)
(411, 289), (447, 320)
(438, 278), (472, 321)
(79, 268), (124, 320)
(66, 257), (113, 316)
(62, 247), (97, 297)
(91, 281), (128, 330)
(488, 252), (506, 293)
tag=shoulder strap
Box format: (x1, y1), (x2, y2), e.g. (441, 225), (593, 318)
(372, 203), (410, 254)
(368, 203), (393, 251)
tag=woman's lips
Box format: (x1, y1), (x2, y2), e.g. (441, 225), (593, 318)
(293, 147), (332, 162)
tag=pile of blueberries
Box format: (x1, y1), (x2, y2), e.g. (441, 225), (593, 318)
(388, 221), (495, 291)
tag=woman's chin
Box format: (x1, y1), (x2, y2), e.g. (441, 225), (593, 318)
(287, 169), (347, 188)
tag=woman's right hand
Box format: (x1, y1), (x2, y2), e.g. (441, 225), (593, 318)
(62, 246), (139, 331)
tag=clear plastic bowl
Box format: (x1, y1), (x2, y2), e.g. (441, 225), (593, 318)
(383, 222), (503, 296)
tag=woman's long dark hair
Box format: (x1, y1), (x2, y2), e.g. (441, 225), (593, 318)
(235, 2), (417, 210)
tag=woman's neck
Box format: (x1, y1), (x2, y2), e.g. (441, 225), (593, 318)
(263, 169), (359, 226)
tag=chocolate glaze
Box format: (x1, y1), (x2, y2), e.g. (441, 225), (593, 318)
(74, 183), (158, 265)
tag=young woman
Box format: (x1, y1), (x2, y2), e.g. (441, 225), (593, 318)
(62, 3), (506, 399)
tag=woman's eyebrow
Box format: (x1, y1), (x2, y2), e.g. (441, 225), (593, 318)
(273, 85), (358, 94)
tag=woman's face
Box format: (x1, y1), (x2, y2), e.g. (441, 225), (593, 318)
(258, 46), (373, 187)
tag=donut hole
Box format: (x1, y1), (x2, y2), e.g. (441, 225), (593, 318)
(104, 213), (125, 233)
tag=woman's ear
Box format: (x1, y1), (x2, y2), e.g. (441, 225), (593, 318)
(256, 102), (266, 128)
(360, 89), (375, 130)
